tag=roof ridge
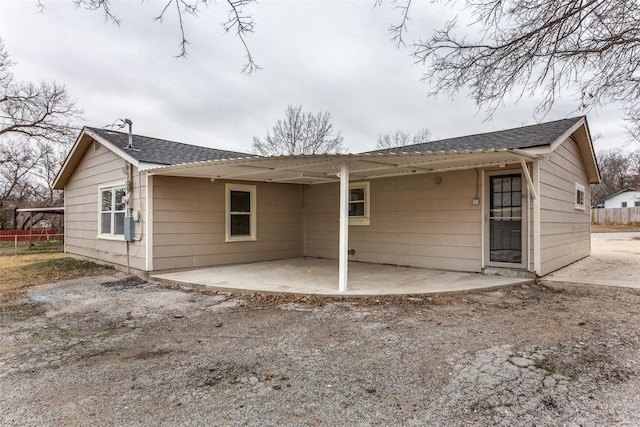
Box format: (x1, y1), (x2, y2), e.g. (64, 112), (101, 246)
(85, 126), (253, 156)
(362, 116), (584, 154)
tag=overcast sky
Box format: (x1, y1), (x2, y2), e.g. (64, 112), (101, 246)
(0, 0), (631, 154)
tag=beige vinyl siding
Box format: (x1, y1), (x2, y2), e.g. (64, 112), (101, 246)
(63, 142), (147, 271)
(538, 138), (591, 276)
(304, 170), (483, 272)
(152, 177), (302, 271)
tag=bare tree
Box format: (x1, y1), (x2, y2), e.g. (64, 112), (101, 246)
(591, 149), (640, 207)
(41, 0), (259, 74)
(0, 40), (81, 159)
(0, 40), (79, 215)
(400, 0), (640, 129)
(376, 127), (431, 149)
(252, 105), (344, 156)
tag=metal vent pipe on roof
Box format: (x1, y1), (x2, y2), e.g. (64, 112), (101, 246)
(124, 118), (133, 149)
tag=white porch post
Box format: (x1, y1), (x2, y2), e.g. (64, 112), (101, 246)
(338, 161), (349, 292)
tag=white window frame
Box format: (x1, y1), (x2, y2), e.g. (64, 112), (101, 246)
(575, 183), (586, 211)
(349, 181), (370, 226)
(98, 182), (127, 240)
(225, 183), (257, 242)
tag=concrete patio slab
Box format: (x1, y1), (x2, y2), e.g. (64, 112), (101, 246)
(151, 258), (534, 296)
(541, 233), (640, 290)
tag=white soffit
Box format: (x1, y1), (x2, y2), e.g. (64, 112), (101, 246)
(146, 150), (538, 184)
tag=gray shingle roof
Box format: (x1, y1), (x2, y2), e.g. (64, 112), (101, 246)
(87, 127), (253, 165)
(365, 117), (584, 154)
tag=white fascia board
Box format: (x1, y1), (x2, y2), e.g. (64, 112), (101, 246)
(52, 127), (88, 189)
(549, 117), (586, 151)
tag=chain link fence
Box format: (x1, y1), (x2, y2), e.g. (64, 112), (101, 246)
(0, 231), (64, 255)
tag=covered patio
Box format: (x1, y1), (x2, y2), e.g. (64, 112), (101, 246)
(146, 149), (539, 292)
(150, 258), (534, 296)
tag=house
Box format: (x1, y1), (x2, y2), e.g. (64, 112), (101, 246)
(603, 188), (640, 208)
(53, 116), (600, 290)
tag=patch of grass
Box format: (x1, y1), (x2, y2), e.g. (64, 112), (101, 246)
(0, 253), (114, 303)
(28, 240), (64, 250)
(0, 239), (64, 255)
(591, 223), (640, 233)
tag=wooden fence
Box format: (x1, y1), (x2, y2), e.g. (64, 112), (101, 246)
(591, 207), (640, 225)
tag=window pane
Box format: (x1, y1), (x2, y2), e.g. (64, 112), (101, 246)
(101, 213), (111, 234)
(350, 188), (365, 202)
(502, 178), (511, 192)
(492, 177), (502, 193)
(349, 201), (365, 217)
(512, 177), (521, 192)
(230, 214), (251, 236)
(502, 192), (512, 207)
(115, 188), (126, 211)
(512, 191), (521, 207)
(114, 212), (125, 235)
(230, 191), (251, 213)
(101, 190), (112, 211)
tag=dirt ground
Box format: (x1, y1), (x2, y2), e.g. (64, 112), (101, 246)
(0, 253), (113, 303)
(1, 272), (640, 426)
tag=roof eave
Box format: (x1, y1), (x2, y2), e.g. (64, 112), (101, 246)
(145, 149), (540, 185)
(52, 128), (141, 190)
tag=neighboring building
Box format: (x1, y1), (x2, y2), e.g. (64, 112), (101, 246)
(53, 116), (599, 287)
(602, 188), (640, 208)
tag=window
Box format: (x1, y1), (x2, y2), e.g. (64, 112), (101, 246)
(635, 201), (640, 207)
(349, 182), (370, 225)
(622, 202), (628, 208)
(575, 183), (585, 210)
(99, 185), (126, 238)
(225, 183), (256, 242)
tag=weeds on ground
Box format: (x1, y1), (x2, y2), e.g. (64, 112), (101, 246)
(591, 223), (640, 233)
(0, 253), (113, 303)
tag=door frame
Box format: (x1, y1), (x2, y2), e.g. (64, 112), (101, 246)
(483, 167), (529, 270)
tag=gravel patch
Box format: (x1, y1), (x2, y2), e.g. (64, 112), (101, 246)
(1, 276), (639, 426)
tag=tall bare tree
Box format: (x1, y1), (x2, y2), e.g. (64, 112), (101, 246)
(376, 128), (432, 149)
(0, 40), (80, 212)
(591, 149), (640, 207)
(0, 40), (80, 158)
(252, 105), (344, 156)
(402, 0), (640, 130)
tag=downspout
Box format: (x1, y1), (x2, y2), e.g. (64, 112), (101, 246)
(126, 162), (133, 274)
(124, 119), (133, 274)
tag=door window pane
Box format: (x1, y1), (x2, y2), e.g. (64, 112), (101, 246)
(489, 174), (523, 263)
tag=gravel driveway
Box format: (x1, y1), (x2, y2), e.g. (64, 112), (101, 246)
(1, 272), (639, 426)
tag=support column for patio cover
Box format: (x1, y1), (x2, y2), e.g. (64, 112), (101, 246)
(338, 161), (349, 292)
